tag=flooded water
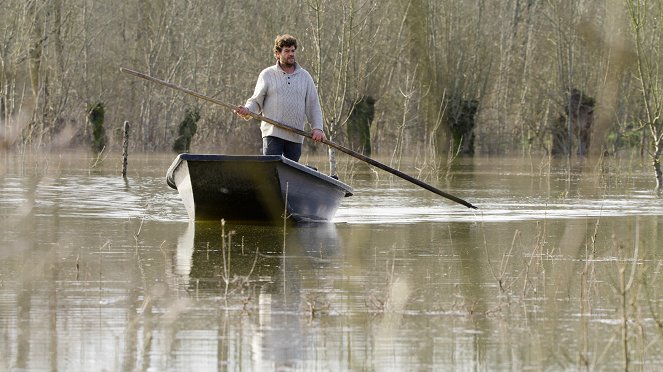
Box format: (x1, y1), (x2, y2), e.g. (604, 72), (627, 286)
(1, 152), (662, 371)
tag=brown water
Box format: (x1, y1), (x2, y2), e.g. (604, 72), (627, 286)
(1, 152), (662, 371)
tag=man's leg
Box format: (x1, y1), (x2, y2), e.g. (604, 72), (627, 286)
(282, 141), (302, 162)
(263, 136), (301, 162)
(263, 136), (285, 156)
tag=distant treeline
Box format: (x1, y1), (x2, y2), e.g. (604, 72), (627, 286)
(0, 0), (661, 164)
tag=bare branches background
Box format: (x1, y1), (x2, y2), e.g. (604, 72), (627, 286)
(0, 0), (660, 162)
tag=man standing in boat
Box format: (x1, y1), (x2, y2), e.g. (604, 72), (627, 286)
(234, 34), (326, 162)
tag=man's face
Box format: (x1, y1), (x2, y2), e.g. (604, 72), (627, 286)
(276, 46), (297, 67)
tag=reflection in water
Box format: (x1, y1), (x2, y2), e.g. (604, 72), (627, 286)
(175, 221), (341, 288)
(173, 221), (342, 369)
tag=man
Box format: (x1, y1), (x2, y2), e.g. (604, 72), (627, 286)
(234, 34), (325, 162)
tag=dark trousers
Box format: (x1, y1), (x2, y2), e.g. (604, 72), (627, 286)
(263, 136), (302, 162)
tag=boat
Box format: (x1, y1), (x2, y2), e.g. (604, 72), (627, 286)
(166, 154), (353, 223)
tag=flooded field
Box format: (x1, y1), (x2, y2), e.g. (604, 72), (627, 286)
(1, 152), (662, 370)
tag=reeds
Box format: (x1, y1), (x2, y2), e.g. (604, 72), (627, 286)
(217, 219), (261, 310)
(475, 207), (663, 370)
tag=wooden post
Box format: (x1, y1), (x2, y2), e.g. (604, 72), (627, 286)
(122, 121), (129, 178)
(328, 119), (338, 178)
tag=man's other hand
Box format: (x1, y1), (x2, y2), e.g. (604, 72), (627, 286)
(311, 128), (326, 142)
(234, 106), (252, 120)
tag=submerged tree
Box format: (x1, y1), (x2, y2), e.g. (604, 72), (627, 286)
(173, 108), (200, 153)
(551, 88), (595, 157)
(346, 96), (375, 155)
(447, 96), (479, 155)
(88, 102), (106, 153)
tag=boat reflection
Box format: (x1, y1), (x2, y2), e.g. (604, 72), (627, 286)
(175, 221), (341, 287)
(173, 221), (343, 369)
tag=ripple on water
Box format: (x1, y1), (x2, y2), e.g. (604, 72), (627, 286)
(334, 187), (663, 224)
(1, 175), (188, 222)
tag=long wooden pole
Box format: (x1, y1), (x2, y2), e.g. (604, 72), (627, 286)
(120, 67), (478, 209)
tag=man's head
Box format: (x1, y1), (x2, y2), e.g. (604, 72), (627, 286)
(273, 34), (298, 54)
(274, 34), (298, 69)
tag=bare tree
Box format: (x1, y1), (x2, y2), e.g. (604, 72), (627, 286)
(400, 0), (493, 162)
(0, 2), (22, 148)
(303, 0), (386, 171)
(626, 0), (663, 191)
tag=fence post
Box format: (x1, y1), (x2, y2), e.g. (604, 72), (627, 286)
(122, 121), (129, 178)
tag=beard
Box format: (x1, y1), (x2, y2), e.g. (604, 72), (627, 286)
(280, 56), (296, 68)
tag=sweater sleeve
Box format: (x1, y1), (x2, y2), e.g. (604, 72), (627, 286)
(245, 69), (268, 114)
(305, 75), (324, 131)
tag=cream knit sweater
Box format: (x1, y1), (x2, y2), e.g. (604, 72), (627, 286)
(244, 63), (323, 143)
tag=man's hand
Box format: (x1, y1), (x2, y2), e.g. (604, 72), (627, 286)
(234, 106), (252, 120)
(311, 128), (326, 142)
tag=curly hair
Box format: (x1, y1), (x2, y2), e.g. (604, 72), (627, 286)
(273, 34), (298, 54)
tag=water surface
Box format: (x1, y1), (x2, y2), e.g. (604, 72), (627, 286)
(1, 152), (662, 370)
